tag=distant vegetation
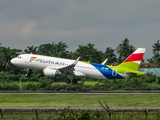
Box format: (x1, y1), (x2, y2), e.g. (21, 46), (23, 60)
(0, 38), (160, 91)
(0, 71), (160, 91)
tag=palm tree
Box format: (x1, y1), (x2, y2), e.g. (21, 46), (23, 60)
(155, 56), (160, 67)
(37, 43), (55, 56)
(73, 45), (89, 61)
(152, 40), (160, 62)
(128, 45), (135, 55)
(24, 45), (38, 54)
(54, 42), (69, 58)
(147, 58), (154, 63)
(117, 38), (129, 62)
(72, 43), (103, 63)
(116, 38), (135, 62)
(152, 40), (160, 55)
(0, 47), (21, 72)
(37, 42), (70, 58)
(103, 47), (117, 64)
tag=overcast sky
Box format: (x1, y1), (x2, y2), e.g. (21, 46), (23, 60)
(0, 0), (160, 61)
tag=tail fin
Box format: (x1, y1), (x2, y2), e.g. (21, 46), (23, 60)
(119, 48), (146, 70)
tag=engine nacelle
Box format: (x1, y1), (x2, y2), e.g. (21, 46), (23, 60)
(43, 68), (62, 77)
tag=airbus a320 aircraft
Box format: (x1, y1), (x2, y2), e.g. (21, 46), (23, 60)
(11, 48), (146, 84)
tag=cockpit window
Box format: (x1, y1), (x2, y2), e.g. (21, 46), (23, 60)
(17, 56), (21, 59)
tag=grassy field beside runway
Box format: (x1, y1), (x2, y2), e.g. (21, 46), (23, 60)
(2, 81), (103, 86)
(0, 94), (160, 108)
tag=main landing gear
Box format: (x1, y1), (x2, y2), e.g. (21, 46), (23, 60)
(66, 79), (71, 84)
(66, 79), (77, 84)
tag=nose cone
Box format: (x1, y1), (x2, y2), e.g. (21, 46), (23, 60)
(11, 58), (16, 65)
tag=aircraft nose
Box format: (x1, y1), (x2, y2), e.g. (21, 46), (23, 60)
(11, 58), (16, 64)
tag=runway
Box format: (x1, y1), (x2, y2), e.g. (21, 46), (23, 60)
(0, 91), (160, 94)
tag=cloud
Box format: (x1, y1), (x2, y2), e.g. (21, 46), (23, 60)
(0, 0), (160, 60)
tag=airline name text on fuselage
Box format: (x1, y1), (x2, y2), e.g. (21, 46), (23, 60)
(32, 58), (65, 65)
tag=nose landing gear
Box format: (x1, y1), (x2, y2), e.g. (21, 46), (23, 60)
(25, 68), (32, 77)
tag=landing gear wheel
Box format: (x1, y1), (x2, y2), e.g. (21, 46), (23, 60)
(66, 79), (71, 84)
(72, 79), (77, 84)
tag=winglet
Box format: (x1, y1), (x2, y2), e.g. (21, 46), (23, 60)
(101, 58), (108, 65)
(71, 56), (81, 67)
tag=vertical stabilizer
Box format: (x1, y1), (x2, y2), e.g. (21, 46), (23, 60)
(119, 48), (146, 70)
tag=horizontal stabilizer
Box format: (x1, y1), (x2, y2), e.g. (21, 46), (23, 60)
(124, 72), (137, 76)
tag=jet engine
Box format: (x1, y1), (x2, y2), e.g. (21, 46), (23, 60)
(43, 68), (62, 77)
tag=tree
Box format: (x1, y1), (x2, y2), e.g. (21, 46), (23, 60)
(147, 58), (154, 63)
(102, 47), (117, 64)
(0, 47), (22, 72)
(37, 43), (54, 56)
(54, 42), (71, 58)
(37, 42), (71, 58)
(72, 43), (103, 63)
(151, 40), (160, 63)
(24, 45), (38, 54)
(152, 40), (160, 55)
(155, 56), (160, 67)
(116, 38), (135, 62)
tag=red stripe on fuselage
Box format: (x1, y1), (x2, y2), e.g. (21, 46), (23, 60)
(124, 53), (144, 62)
(31, 57), (37, 59)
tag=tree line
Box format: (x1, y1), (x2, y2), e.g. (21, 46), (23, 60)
(0, 38), (160, 91)
(1, 38), (160, 73)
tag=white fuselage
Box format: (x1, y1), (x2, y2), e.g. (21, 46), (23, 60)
(11, 54), (108, 79)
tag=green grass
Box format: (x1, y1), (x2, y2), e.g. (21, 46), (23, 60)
(0, 94), (160, 108)
(146, 82), (160, 88)
(83, 81), (103, 86)
(4, 81), (105, 87)
(2, 81), (39, 85)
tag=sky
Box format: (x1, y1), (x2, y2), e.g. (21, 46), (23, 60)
(0, 0), (160, 61)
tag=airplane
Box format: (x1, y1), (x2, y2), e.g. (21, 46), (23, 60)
(11, 48), (146, 84)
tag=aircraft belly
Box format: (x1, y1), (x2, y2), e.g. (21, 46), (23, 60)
(78, 69), (107, 79)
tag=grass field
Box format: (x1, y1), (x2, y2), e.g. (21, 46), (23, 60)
(5, 81), (103, 86)
(0, 94), (160, 108)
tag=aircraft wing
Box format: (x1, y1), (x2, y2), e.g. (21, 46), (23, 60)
(46, 56), (81, 74)
(58, 56), (81, 72)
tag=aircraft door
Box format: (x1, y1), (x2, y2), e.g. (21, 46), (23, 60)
(25, 55), (30, 63)
(112, 68), (117, 76)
